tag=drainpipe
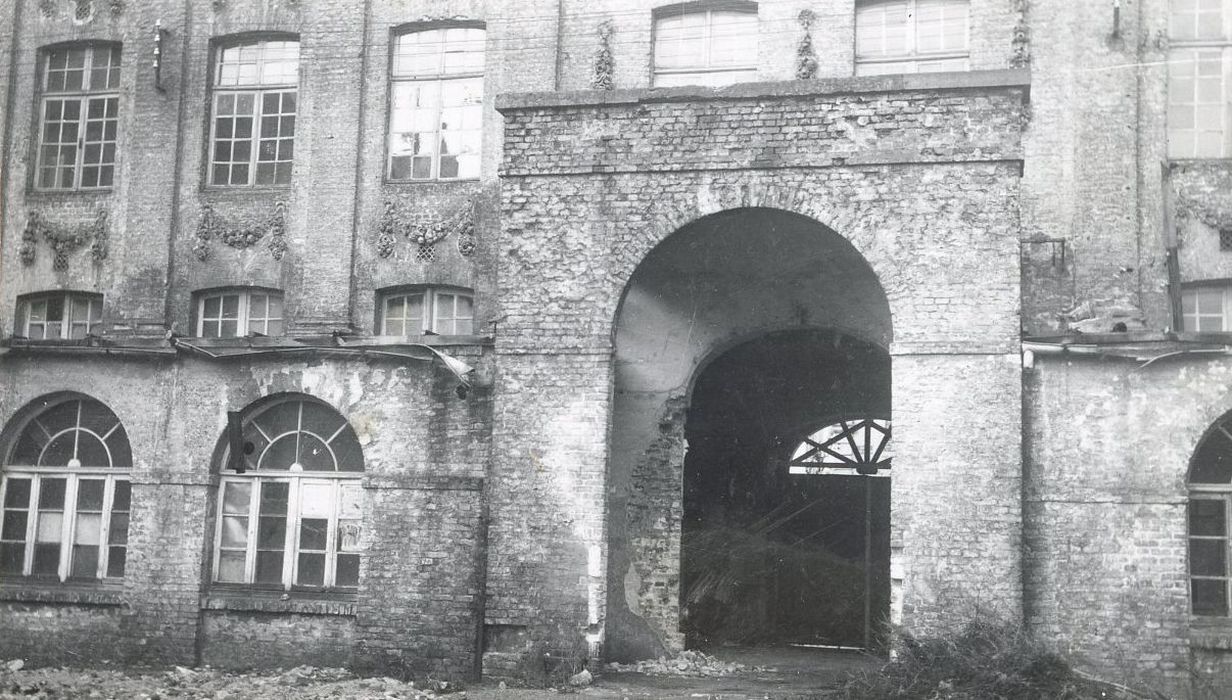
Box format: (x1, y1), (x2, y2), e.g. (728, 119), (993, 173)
(554, 0), (565, 91)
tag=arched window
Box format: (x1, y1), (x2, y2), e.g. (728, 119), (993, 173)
(214, 395), (363, 591)
(1189, 412), (1232, 616)
(0, 396), (131, 581)
(788, 417), (891, 476)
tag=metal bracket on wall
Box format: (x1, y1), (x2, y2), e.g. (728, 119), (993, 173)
(1023, 237), (1068, 270)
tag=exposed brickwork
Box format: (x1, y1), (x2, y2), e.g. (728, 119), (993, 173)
(200, 610), (355, 670)
(1022, 354), (1232, 698)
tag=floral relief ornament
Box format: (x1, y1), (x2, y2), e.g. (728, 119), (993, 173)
(19, 209), (109, 270)
(375, 198), (476, 261)
(193, 201), (288, 261)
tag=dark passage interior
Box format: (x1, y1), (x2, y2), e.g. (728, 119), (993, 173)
(681, 328), (891, 650)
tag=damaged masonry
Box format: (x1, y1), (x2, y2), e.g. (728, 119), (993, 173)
(2, 1), (1232, 698)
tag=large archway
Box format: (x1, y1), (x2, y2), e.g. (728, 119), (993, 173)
(606, 207), (892, 661)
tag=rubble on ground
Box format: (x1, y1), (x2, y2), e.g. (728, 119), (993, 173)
(603, 649), (770, 678)
(0, 662), (461, 700)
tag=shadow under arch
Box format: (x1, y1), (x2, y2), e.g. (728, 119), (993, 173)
(606, 206), (892, 661)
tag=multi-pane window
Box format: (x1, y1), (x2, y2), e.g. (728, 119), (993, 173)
(1189, 410), (1232, 616)
(15, 292), (103, 340)
(652, 5), (759, 87)
(1183, 286), (1232, 332)
(855, 0), (970, 76)
(209, 39), (299, 186)
(195, 289), (285, 338)
(214, 398), (363, 590)
(36, 44), (121, 190)
(388, 27), (485, 181)
(1169, 0), (1232, 158)
(379, 288), (474, 336)
(1, 397), (132, 581)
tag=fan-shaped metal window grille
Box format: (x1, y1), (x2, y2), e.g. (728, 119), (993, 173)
(789, 417), (891, 476)
(1189, 415), (1232, 616)
(215, 397), (363, 591)
(234, 399), (363, 473)
(1, 396), (131, 581)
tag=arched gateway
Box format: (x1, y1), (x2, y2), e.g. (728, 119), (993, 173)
(490, 76), (1027, 673)
(606, 207), (893, 659)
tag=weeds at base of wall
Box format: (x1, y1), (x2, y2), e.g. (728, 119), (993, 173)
(832, 620), (1159, 700)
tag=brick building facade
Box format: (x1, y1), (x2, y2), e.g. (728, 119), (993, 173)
(0, 0), (1229, 697)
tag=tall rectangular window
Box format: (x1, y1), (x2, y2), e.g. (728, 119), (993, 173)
(1169, 0), (1232, 158)
(209, 39), (299, 186)
(36, 44), (121, 190)
(388, 26), (485, 181)
(652, 4), (759, 87)
(855, 0), (969, 76)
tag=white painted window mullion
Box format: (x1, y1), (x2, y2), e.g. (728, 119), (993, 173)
(245, 478), (260, 584)
(97, 476), (114, 579)
(285, 476), (301, 590)
(60, 475), (79, 582)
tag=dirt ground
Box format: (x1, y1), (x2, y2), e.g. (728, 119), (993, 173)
(0, 648), (879, 700)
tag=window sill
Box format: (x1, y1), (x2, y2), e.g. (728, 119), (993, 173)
(25, 189), (114, 200)
(203, 588), (357, 616)
(0, 580), (124, 606)
(383, 177), (481, 187)
(200, 185), (294, 197)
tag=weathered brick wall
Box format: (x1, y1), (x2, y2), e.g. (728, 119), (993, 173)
(1019, 0), (1174, 334)
(0, 599), (123, 665)
(200, 610), (356, 669)
(0, 349), (491, 675)
(494, 73), (1027, 660)
(1022, 354), (1232, 697)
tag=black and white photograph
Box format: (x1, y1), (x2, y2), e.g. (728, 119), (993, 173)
(0, 1), (1228, 697)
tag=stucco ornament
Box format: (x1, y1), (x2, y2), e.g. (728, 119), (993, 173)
(193, 201), (288, 262)
(20, 209), (109, 270)
(592, 20), (615, 90)
(375, 197), (476, 262)
(795, 10), (819, 80)
(1010, 0), (1030, 69)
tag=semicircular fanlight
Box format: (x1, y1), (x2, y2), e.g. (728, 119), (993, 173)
(789, 417), (891, 476)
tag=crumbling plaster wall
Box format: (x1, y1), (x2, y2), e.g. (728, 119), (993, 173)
(493, 74), (1027, 660)
(0, 350), (492, 677)
(1022, 354), (1232, 698)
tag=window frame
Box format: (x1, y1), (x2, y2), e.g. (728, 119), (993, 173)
(1, 397), (132, 583)
(376, 286), (475, 336)
(854, 0), (971, 76)
(14, 291), (104, 341)
(1182, 283), (1232, 332)
(1168, 0), (1232, 159)
(33, 42), (122, 192)
(386, 22), (486, 182)
(206, 35), (300, 188)
(193, 287), (285, 338)
(211, 397), (364, 592)
(651, 2), (760, 87)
